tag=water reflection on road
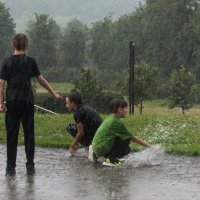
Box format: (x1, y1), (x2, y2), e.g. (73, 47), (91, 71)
(0, 144), (200, 200)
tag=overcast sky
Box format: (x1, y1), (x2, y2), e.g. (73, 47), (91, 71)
(2, 0), (144, 32)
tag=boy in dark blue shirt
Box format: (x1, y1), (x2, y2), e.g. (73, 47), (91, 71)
(0, 33), (62, 176)
(65, 92), (102, 155)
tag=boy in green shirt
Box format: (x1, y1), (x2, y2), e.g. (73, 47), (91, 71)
(90, 99), (151, 166)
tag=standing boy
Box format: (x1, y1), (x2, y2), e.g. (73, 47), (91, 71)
(91, 98), (151, 166)
(65, 92), (102, 154)
(0, 33), (62, 176)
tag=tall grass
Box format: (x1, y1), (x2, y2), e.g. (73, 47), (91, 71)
(123, 112), (200, 155)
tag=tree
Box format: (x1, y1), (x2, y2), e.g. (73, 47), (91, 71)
(89, 16), (114, 69)
(60, 19), (88, 69)
(72, 67), (123, 113)
(134, 62), (158, 114)
(72, 67), (103, 111)
(27, 14), (61, 70)
(142, 0), (196, 79)
(0, 2), (15, 59)
(111, 4), (147, 71)
(176, 4), (200, 80)
(169, 66), (196, 115)
(103, 6), (147, 90)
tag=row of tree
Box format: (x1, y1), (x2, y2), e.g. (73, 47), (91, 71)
(1, 0), (200, 112)
(70, 65), (198, 115)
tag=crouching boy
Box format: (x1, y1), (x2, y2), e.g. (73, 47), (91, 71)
(65, 92), (102, 155)
(90, 98), (151, 166)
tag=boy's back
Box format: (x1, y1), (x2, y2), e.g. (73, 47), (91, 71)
(92, 115), (132, 157)
(1, 54), (40, 104)
(0, 33), (62, 176)
(74, 105), (102, 136)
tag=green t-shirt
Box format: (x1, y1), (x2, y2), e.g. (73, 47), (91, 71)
(92, 115), (133, 157)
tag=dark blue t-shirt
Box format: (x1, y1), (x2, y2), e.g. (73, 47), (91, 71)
(0, 54), (41, 104)
(74, 105), (102, 141)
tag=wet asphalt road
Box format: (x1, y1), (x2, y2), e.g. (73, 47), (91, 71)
(0, 144), (200, 200)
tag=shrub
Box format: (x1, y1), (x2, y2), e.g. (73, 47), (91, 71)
(73, 67), (123, 113)
(34, 93), (66, 114)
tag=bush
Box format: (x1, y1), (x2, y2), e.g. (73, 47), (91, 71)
(73, 68), (123, 113)
(35, 67), (125, 114)
(97, 91), (124, 113)
(34, 93), (66, 114)
(41, 67), (78, 82)
(34, 91), (123, 114)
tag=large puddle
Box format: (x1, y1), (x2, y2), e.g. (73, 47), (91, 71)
(0, 144), (199, 200)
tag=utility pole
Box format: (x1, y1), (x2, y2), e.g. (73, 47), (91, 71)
(129, 41), (135, 114)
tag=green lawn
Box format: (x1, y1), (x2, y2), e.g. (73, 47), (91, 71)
(35, 82), (74, 94)
(1, 82), (200, 155)
(1, 106), (200, 156)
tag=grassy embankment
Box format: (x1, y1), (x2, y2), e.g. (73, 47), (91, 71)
(0, 83), (200, 156)
(35, 82), (74, 94)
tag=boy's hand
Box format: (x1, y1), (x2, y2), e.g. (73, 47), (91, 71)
(69, 144), (78, 155)
(0, 103), (6, 112)
(53, 93), (63, 101)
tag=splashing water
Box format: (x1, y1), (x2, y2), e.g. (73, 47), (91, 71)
(65, 148), (88, 158)
(65, 145), (165, 169)
(123, 145), (165, 168)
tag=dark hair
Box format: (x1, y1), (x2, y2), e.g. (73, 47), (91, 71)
(66, 92), (82, 106)
(110, 98), (128, 113)
(12, 33), (29, 51)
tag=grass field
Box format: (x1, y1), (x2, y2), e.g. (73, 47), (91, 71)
(1, 83), (200, 155)
(35, 82), (74, 94)
(1, 101), (200, 156)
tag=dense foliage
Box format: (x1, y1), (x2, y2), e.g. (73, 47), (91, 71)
(168, 66), (196, 115)
(72, 68), (123, 113)
(27, 14), (61, 70)
(1, 0), (200, 112)
(0, 1), (15, 59)
(14, 0), (199, 84)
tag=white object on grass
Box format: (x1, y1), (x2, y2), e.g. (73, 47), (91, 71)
(34, 104), (60, 116)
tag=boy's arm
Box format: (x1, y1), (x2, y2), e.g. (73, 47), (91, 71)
(0, 79), (6, 112)
(132, 136), (151, 148)
(69, 122), (84, 154)
(36, 75), (63, 100)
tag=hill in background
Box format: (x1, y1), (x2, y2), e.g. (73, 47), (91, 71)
(1, 0), (143, 32)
